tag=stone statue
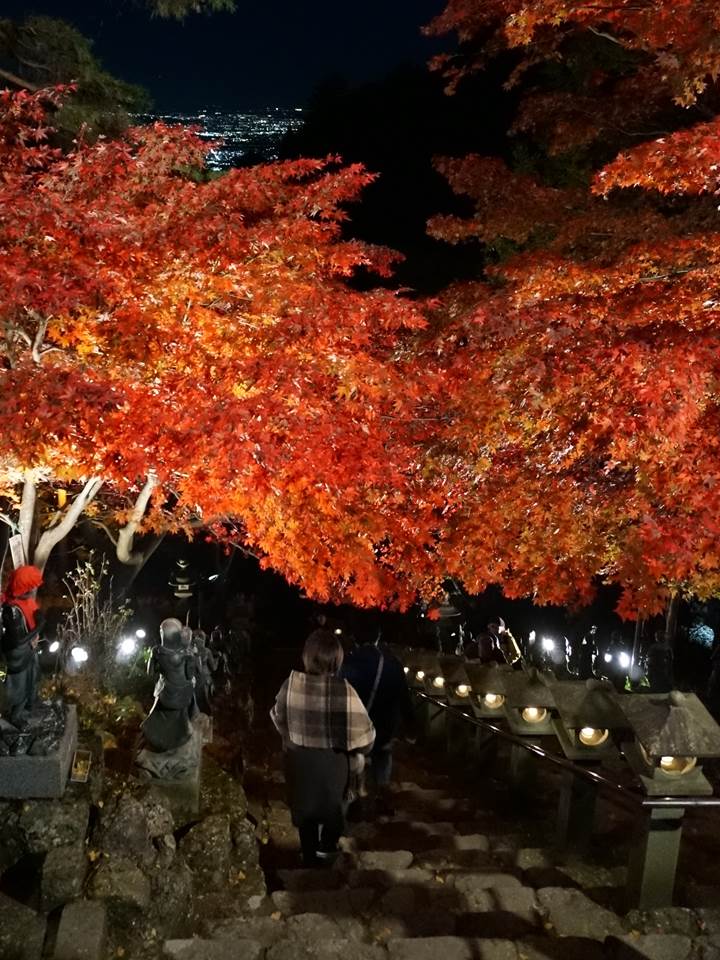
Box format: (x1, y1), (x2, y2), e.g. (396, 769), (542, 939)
(192, 629), (218, 715)
(1, 565), (44, 730)
(140, 618), (196, 753)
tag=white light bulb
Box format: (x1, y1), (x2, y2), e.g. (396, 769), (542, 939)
(135, 628), (147, 640)
(522, 706), (547, 724)
(415, 670), (425, 681)
(71, 646), (88, 664)
(119, 637), (137, 656)
(483, 692), (505, 709)
(48, 640), (60, 653)
(433, 675), (445, 688)
(541, 636), (555, 652)
(604, 653), (612, 663)
(455, 684), (470, 698)
(618, 652), (631, 669)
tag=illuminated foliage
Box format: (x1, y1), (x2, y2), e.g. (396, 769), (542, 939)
(422, 0), (720, 616)
(0, 88), (439, 606)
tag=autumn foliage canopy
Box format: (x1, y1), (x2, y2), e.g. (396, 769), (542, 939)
(0, 87), (441, 606)
(4, 0), (720, 617)
(422, 0), (720, 615)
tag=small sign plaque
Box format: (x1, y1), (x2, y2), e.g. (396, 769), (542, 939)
(70, 750), (92, 783)
(8, 534), (25, 570)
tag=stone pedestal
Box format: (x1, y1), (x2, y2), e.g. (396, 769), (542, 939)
(0, 705), (77, 799)
(136, 716), (205, 816)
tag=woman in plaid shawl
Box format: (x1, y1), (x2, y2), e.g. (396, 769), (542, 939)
(271, 628), (375, 866)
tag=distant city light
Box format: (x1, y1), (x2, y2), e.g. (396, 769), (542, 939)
(133, 108), (304, 172)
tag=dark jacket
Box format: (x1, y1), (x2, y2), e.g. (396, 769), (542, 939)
(341, 644), (415, 748)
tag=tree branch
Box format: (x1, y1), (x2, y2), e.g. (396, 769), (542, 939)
(31, 316), (49, 364)
(0, 67), (40, 92)
(91, 519), (119, 548)
(116, 472), (158, 565)
(33, 477), (104, 572)
(0, 513), (19, 533)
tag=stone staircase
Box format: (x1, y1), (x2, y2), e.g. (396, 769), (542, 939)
(162, 741), (720, 960)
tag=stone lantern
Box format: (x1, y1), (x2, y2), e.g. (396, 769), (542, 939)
(550, 678), (626, 762)
(498, 667), (556, 791)
(435, 656), (475, 756)
(549, 678), (628, 850)
(502, 667), (556, 737)
(463, 662), (513, 720)
(618, 691), (720, 908)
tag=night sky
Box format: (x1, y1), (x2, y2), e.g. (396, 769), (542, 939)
(2, 0), (447, 110)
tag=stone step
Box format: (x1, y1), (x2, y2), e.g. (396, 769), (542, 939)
(386, 937), (518, 960)
(163, 939), (263, 959)
(205, 912), (366, 945)
(270, 887), (377, 917)
(266, 941), (386, 960)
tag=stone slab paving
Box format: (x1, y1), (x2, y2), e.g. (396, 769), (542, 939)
(267, 940), (387, 960)
(607, 933), (693, 959)
(536, 887), (625, 939)
(163, 939), (263, 960)
(0, 890), (46, 960)
(387, 936), (518, 960)
(53, 900), (107, 960)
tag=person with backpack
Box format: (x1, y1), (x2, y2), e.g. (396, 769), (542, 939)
(341, 628), (415, 814)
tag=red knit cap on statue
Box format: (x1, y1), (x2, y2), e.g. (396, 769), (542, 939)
(6, 565), (43, 598)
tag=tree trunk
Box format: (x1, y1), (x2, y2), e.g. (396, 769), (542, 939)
(665, 591), (681, 650)
(631, 616), (644, 670)
(19, 474), (37, 564)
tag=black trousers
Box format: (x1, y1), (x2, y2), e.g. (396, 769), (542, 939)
(284, 745), (348, 865)
(297, 813), (344, 865)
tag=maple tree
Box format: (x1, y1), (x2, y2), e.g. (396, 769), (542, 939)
(417, 0), (720, 617)
(0, 87), (447, 607)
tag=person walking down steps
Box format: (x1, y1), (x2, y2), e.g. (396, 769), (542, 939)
(271, 628), (375, 866)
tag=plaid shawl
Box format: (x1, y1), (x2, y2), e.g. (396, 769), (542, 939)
(271, 670), (375, 754)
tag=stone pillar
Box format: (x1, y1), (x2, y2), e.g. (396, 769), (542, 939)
(555, 767), (597, 852)
(626, 806), (685, 909)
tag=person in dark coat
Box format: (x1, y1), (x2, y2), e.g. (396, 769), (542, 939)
(341, 631), (415, 806)
(271, 630), (375, 866)
(1, 565), (44, 728)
